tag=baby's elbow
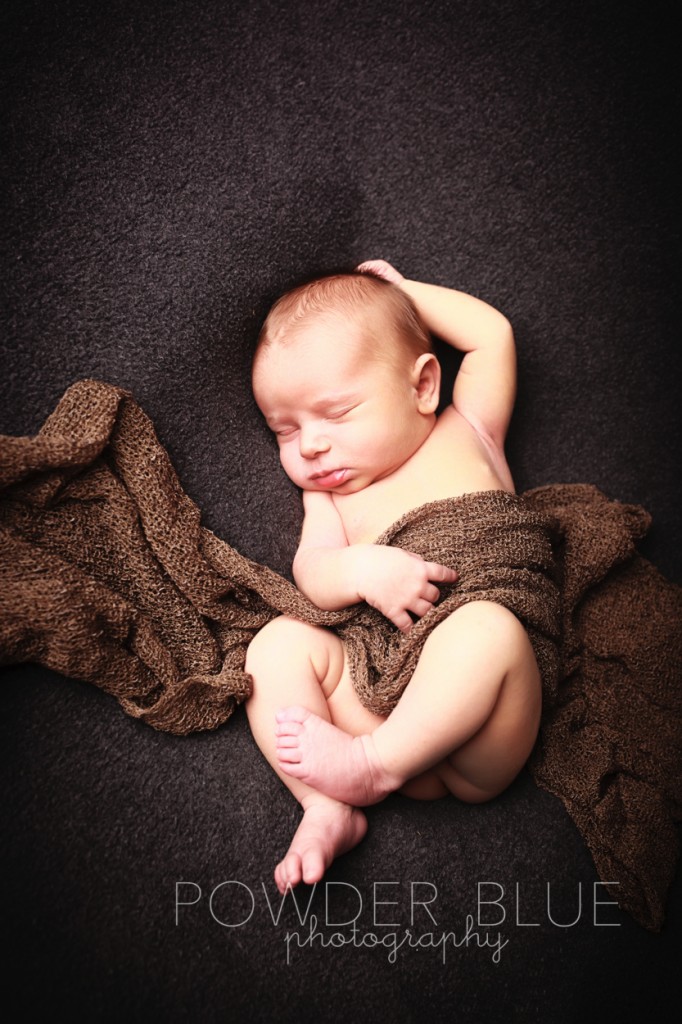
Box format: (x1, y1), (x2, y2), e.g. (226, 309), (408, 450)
(292, 549), (311, 594)
(292, 549), (327, 606)
(495, 315), (515, 350)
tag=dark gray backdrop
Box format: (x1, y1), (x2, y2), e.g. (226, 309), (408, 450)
(1, 1), (680, 1021)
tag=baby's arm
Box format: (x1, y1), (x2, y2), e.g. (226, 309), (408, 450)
(293, 491), (457, 633)
(359, 260), (516, 448)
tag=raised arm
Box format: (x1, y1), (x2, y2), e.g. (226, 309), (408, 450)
(293, 491), (457, 632)
(358, 260), (516, 448)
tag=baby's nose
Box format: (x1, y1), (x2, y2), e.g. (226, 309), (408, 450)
(299, 424), (330, 458)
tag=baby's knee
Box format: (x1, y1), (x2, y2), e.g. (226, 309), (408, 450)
(456, 601), (529, 654)
(245, 615), (306, 676)
(245, 615), (341, 691)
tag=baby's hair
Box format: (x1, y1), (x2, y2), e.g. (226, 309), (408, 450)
(254, 270), (432, 367)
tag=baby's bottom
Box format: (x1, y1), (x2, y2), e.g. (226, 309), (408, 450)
(245, 602), (541, 892)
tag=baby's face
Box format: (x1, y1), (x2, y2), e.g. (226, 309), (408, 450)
(252, 319), (428, 494)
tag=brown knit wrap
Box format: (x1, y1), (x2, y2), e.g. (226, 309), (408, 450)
(339, 491), (562, 716)
(0, 380), (353, 734)
(1, 379), (681, 932)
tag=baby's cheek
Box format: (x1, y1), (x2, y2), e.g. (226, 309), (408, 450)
(280, 452), (302, 485)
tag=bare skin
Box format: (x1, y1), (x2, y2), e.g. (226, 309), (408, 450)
(247, 605), (541, 890)
(274, 600), (541, 807)
(274, 796), (368, 894)
(247, 260), (541, 889)
(245, 616), (374, 892)
(276, 709), (387, 806)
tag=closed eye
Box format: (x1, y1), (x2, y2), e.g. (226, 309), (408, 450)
(326, 405), (357, 421)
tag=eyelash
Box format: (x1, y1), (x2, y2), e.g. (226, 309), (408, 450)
(327, 406), (354, 420)
(273, 407), (355, 437)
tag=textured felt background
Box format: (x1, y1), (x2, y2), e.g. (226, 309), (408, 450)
(1, 1), (680, 1021)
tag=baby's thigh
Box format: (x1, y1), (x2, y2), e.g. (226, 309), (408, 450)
(418, 599), (535, 681)
(437, 601), (542, 798)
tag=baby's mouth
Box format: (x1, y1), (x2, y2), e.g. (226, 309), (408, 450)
(309, 469), (348, 488)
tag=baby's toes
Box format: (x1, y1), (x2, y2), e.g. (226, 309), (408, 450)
(276, 736), (303, 763)
(276, 705), (310, 725)
(275, 718), (303, 738)
(276, 854), (302, 893)
(274, 741), (301, 757)
(275, 734), (300, 749)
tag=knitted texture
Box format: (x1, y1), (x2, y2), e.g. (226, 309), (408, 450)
(1, 379), (680, 930)
(339, 490), (561, 715)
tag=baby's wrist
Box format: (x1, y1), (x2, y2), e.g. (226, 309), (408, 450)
(346, 543), (378, 603)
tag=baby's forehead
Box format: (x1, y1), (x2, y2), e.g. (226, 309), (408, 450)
(253, 346), (367, 422)
(269, 314), (367, 359)
(253, 321), (387, 399)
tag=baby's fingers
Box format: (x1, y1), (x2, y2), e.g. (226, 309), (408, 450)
(411, 597), (435, 619)
(356, 259), (404, 284)
(424, 562), (458, 584)
(389, 608), (416, 633)
(420, 582), (441, 605)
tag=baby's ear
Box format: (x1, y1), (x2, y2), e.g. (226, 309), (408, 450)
(413, 353), (441, 414)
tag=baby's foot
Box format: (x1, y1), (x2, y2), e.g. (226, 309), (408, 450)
(274, 798), (367, 895)
(275, 706), (400, 806)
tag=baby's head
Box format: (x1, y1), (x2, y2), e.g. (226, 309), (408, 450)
(254, 270), (431, 368)
(252, 271), (441, 493)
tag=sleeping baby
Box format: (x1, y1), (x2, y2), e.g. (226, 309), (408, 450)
(246, 259), (543, 894)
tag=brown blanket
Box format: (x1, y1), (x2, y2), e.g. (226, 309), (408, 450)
(336, 489), (561, 717)
(1, 379), (681, 931)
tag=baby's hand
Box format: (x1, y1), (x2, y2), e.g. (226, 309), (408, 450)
(356, 259), (404, 285)
(353, 545), (457, 632)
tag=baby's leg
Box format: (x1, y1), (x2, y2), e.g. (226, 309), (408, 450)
(245, 616), (368, 893)
(276, 601), (542, 806)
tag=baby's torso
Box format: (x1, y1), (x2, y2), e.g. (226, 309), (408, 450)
(333, 406), (515, 544)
